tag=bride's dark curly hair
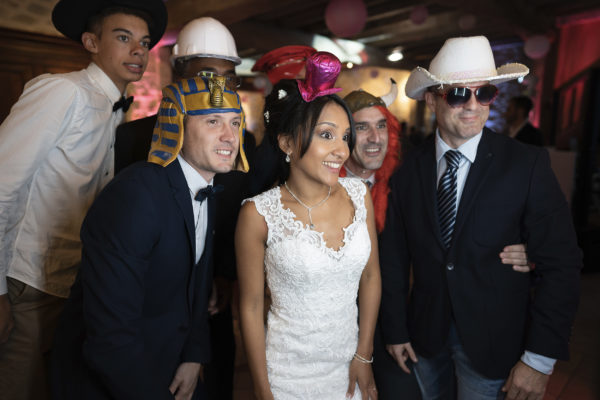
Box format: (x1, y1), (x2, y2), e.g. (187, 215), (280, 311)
(263, 79), (355, 184)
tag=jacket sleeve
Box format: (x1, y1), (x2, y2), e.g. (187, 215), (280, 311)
(378, 167), (412, 345)
(522, 148), (582, 360)
(79, 174), (174, 400)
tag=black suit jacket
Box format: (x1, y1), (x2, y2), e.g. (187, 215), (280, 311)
(52, 161), (214, 399)
(115, 115), (157, 174)
(515, 122), (544, 146)
(379, 128), (581, 379)
(115, 114), (257, 280)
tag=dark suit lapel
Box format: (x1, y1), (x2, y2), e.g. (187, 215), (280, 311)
(166, 161), (196, 259)
(452, 129), (494, 243)
(204, 197), (215, 253)
(416, 140), (446, 248)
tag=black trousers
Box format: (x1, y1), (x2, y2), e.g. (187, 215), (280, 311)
(372, 322), (422, 400)
(203, 306), (235, 400)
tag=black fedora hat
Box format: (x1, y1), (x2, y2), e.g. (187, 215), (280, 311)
(52, 0), (167, 49)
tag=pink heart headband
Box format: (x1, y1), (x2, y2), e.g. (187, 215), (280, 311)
(296, 51), (342, 102)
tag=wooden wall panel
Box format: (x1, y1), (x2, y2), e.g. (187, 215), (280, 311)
(0, 28), (89, 122)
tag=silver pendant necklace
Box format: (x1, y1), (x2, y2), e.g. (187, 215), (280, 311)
(284, 182), (331, 229)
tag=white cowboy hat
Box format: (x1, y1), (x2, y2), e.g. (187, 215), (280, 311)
(405, 36), (529, 100)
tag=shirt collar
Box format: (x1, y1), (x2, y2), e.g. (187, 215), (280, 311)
(177, 154), (211, 198)
(435, 129), (482, 165)
(86, 62), (124, 103)
(344, 166), (376, 185)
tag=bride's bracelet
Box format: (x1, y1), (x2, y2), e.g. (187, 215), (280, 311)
(353, 352), (374, 364)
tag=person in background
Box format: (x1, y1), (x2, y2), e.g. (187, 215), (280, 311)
(248, 44), (318, 195)
(0, 1), (166, 399)
(504, 95), (544, 146)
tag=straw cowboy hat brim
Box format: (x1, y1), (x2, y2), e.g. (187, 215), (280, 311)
(405, 36), (529, 100)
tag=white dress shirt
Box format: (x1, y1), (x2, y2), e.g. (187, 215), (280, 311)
(0, 63), (126, 297)
(177, 155), (210, 264)
(435, 130), (556, 375)
(344, 166), (376, 188)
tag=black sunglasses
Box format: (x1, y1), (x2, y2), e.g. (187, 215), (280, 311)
(434, 84), (498, 108)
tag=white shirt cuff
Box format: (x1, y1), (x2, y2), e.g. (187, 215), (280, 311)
(521, 351), (556, 375)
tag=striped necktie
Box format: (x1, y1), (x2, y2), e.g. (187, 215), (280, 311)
(437, 150), (462, 248)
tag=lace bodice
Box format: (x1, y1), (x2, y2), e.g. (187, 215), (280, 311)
(244, 177), (371, 399)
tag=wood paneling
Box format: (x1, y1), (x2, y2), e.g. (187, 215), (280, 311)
(0, 28), (89, 122)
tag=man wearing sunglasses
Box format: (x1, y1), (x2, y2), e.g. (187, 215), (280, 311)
(379, 36), (581, 400)
(114, 17), (252, 400)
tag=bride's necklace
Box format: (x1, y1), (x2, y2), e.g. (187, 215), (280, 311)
(284, 181), (331, 229)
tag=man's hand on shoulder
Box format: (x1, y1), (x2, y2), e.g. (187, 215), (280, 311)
(169, 362), (203, 400)
(502, 360), (549, 400)
(386, 342), (418, 374)
(0, 294), (14, 344)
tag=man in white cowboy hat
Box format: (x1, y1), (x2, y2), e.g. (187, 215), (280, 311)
(379, 36), (581, 400)
(0, 1), (166, 399)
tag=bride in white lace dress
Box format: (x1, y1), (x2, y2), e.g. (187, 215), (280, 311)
(236, 53), (381, 400)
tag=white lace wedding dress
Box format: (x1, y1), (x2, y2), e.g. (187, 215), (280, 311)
(244, 178), (371, 399)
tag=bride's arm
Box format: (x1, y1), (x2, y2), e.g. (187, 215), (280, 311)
(348, 190), (381, 399)
(235, 201), (273, 400)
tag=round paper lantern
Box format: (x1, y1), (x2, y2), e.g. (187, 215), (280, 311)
(410, 5), (428, 25)
(325, 0), (367, 38)
(524, 35), (550, 59)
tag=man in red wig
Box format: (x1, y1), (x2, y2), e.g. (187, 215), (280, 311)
(342, 81), (401, 233)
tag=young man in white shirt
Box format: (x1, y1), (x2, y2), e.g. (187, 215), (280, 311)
(0, 1), (166, 399)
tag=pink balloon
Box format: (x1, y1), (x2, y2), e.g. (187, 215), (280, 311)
(410, 5), (428, 25)
(524, 35), (550, 59)
(325, 0), (368, 38)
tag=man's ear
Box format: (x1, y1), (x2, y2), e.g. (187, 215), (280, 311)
(277, 134), (294, 156)
(81, 32), (99, 54)
(424, 91), (437, 114)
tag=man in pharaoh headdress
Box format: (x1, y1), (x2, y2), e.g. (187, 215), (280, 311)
(52, 75), (249, 400)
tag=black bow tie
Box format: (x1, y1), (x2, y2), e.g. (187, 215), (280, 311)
(195, 184), (224, 204)
(113, 96), (134, 112)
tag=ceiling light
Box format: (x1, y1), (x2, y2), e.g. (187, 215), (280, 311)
(387, 49), (404, 62)
(347, 62), (354, 69)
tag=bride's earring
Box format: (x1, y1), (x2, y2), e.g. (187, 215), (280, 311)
(285, 153), (291, 163)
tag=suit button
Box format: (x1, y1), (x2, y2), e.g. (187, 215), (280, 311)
(446, 263), (454, 271)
